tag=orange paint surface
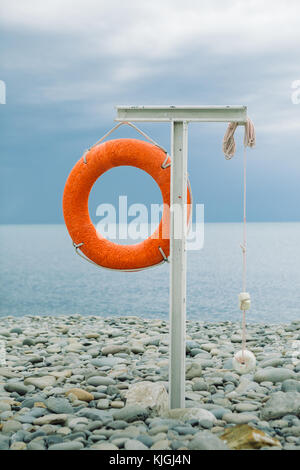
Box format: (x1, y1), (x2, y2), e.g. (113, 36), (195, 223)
(63, 138), (191, 270)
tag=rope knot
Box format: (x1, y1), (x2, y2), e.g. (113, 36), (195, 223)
(239, 292), (251, 311)
(240, 243), (246, 254)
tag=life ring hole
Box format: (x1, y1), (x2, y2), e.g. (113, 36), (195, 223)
(88, 166), (164, 244)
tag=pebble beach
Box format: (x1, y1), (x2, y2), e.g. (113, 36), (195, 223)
(0, 315), (300, 451)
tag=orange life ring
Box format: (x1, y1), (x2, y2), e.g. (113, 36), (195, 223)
(63, 138), (191, 271)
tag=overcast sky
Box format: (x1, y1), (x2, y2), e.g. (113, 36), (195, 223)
(0, 0), (300, 223)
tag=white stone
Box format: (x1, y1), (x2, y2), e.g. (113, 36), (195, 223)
(47, 345), (61, 353)
(163, 407), (216, 424)
(125, 381), (168, 414)
(68, 417), (89, 429)
(124, 439), (148, 450)
(97, 399), (110, 409)
(33, 413), (68, 425)
(65, 342), (83, 352)
(223, 412), (258, 425)
(90, 443), (119, 450)
(232, 350), (256, 374)
(186, 362), (202, 379)
(24, 375), (56, 389)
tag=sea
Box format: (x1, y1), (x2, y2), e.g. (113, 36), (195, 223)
(0, 223), (299, 323)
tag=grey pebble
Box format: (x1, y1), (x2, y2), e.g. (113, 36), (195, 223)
(281, 379), (300, 393)
(10, 328), (23, 334)
(87, 376), (115, 387)
(188, 431), (229, 450)
(77, 407), (113, 424)
(192, 379), (208, 392)
(22, 338), (35, 346)
(261, 392), (300, 420)
(91, 357), (126, 367)
(173, 426), (197, 435)
(254, 368), (296, 384)
(48, 441), (84, 450)
(0, 436), (10, 450)
(198, 419), (214, 429)
(1, 316), (300, 451)
(45, 397), (74, 414)
(27, 440), (46, 450)
(2, 420), (23, 434)
(112, 405), (149, 423)
(136, 434), (154, 447)
(210, 408), (229, 419)
(4, 382), (30, 396)
(124, 439), (148, 450)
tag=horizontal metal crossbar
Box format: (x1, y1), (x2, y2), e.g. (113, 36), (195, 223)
(115, 105), (247, 123)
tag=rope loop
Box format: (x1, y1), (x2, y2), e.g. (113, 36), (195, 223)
(73, 240), (168, 272)
(161, 154), (171, 169)
(82, 121), (168, 164)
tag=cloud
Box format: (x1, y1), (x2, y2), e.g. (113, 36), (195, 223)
(258, 118), (300, 134)
(1, 2), (300, 224)
(1, 0), (300, 59)
(1, 2), (300, 143)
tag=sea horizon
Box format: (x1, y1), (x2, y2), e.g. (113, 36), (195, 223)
(1, 222), (299, 322)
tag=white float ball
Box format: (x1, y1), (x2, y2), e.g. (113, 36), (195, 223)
(232, 349), (256, 374)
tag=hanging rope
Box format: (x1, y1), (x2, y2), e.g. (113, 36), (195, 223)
(241, 144), (248, 361)
(222, 118), (256, 159)
(223, 118), (256, 366)
(83, 121), (167, 163)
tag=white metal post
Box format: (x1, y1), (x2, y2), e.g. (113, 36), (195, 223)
(169, 121), (188, 409)
(115, 105), (247, 409)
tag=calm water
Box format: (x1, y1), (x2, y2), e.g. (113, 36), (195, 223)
(0, 223), (299, 323)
